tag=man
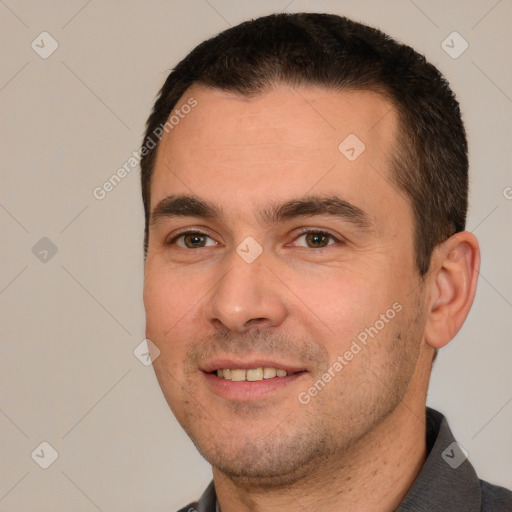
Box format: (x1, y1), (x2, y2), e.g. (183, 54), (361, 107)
(141, 13), (512, 511)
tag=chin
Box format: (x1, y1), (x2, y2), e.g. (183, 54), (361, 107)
(193, 429), (328, 489)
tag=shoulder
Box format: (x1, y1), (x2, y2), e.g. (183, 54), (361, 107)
(480, 480), (512, 511)
(176, 503), (199, 512)
(175, 481), (217, 512)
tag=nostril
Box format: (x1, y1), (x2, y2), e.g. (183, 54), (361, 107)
(242, 318), (272, 332)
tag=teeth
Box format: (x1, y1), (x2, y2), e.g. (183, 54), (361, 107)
(263, 367), (277, 379)
(247, 368), (263, 381)
(231, 369), (246, 382)
(215, 366), (288, 381)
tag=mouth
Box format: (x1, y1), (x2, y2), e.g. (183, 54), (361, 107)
(215, 366), (292, 381)
(201, 359), (307, 400)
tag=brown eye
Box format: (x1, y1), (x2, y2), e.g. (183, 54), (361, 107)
(171, 232), (217, 248)
(304, 232), (330, 248)
(291, 230), (340, 249)
(183, 233), (207, 248)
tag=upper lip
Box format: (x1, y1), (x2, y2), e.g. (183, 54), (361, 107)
(201, 357), (307, 374)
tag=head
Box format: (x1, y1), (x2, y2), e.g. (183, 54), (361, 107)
(141, 12), (469, 275)
(142, 13), (479, 487)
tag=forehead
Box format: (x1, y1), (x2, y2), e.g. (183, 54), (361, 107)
(150, 84), (403, 222)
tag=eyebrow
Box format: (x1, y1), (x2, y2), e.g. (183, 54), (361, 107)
(150, 194), (372, 229)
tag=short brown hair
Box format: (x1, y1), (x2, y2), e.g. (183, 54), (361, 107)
(141, 12), (468, 275)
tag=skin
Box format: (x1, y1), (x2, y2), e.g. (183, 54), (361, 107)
(143, 85), (480, 511)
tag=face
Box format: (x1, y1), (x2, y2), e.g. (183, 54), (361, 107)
(143, 85), (429, 486)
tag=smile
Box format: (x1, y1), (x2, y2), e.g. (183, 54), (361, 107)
(215, 367), (289, 381)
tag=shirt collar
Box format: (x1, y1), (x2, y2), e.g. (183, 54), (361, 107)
(396, 407), (481, 511)
(195, 481), (217, 512)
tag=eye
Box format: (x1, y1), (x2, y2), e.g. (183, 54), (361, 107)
(293, 230), (339, 249)
(170, 232), (217, 249)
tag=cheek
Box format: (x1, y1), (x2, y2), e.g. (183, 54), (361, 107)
(143, 261), (205, 352)
(285, 265), (399, 348)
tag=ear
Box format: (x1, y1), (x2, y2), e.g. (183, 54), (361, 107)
(424, 231), (480, 349)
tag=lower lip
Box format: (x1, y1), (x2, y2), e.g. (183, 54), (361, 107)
(203, 371), (306, 401)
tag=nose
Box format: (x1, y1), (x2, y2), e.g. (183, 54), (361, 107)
(203, 251), (288, 333)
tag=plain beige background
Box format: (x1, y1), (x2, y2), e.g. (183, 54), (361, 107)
(0, 0), (511, 510)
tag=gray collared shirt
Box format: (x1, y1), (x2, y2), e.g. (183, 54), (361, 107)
(178, 408), (512, 511)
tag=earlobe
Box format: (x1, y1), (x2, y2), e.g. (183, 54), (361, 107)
(424, 231), (480, 349)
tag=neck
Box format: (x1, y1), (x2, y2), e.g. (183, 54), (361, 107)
(214, 368), (430, 512)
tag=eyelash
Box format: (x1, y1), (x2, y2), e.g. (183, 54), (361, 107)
(167, 228), (216, 247)
(291, 228), (341, 248)
(167, 228), (342, 248)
